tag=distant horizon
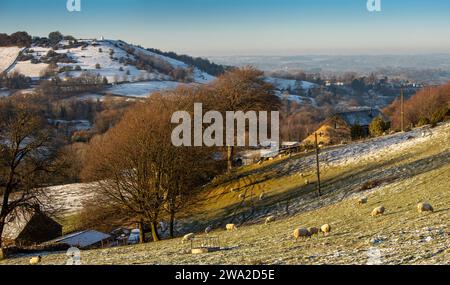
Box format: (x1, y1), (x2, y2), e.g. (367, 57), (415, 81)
(6, 33), (450, 58)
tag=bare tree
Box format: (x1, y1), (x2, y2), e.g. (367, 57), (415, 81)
(0, 103), (59, 259)
(211, 67), (280, 171)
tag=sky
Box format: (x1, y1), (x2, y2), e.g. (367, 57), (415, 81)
(0, 0), (450, 56)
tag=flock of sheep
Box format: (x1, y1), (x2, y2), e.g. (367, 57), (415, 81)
(181, 199), (435, 245)
(28, 198), (435, 264)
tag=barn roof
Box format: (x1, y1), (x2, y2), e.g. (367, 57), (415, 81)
(2, 208), (60, 240)
(2, 210), (35, 240)
(50, 230), (111, 248)
(335, 109), (384, 126)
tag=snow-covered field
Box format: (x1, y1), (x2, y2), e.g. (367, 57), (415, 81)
(276, 91), (317, 105)
(266, 77), (317, 91)
(10, 60), (49, 79)
(321, 124), (448, 169)
(105, 81), (183, 97)
(42, 183), (97, 216)
(0, 46), (22, 73)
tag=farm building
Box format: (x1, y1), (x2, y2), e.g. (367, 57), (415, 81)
(1, 209), (62, 247)
(49, 230), (112, 249)
(234, 148), (281, 167)
(302, 109), (388, 146)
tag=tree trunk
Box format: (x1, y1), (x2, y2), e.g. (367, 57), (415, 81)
(169, 212), (175, 238)
(150, 221), (160, 242)
(138, 220), (146, 244)
(0, 219), (5, 260)
(227, 146), (234, 172)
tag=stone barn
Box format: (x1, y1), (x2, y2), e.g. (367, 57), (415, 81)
(302, 109), (387, 146)
(2, 209), (62, 247)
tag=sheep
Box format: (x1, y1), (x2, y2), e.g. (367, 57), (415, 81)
(308, 227), (320, 236)
(205, 226), (213, 235)
(29, 256), (42, 265)
(265, 216), (275, 225)
(320, 224), (332, 236)
(293, 228), (311, 240)
(371, 206), (385, 217)
(239, 193), (245, 200)
(305, 179), (310, 185)
(417, 203), (434, 213)
(226, 224), (238, 231)
(358, 197), (368, 205)
(182, 233), (195, 244)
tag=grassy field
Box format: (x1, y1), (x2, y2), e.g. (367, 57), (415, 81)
(1, 123), (449, 265)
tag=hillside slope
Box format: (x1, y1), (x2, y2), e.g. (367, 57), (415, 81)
(0, 46), (23, 73)
(2, 122), (449, 265)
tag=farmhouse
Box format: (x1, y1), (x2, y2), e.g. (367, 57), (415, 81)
(302, 109), (387, 146)
(1, 209), (62, 247)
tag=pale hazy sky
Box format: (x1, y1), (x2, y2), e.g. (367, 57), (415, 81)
(1, 0), (450, 56)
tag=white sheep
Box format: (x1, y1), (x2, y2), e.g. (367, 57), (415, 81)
(29, 256), (42, 265)
(293, 228), (311, 240)
(239, 194), (245, 200)
(226, 224), (238, 231)
(205, 226), (213, 235)
(305, 179), (310, 185)
(265, 216), (275, 225)
(371, 206), (385, 217)
(182, 233), (195, 244)
(320, 224), (332, 236)
(417, 203), (434, 213)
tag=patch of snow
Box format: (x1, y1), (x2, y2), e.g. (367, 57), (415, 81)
(266, 77), (317, 91)
(10, 60), (49, 79)
(105, 81), (184, 97)
(43, 183), (97, 215)
(0, 89), (10, 97)
(0, 46), (23, 73)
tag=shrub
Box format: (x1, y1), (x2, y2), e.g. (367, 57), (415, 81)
(369, 116), (390, 137)
(95, 63), (101, 69)
(417, 117), (430, 127)
(49, 31), (63, 45)
(430, 106), (449, 126)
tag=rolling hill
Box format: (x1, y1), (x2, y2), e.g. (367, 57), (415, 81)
(1, 38), (319, 102)
(3, 121), (448, 265)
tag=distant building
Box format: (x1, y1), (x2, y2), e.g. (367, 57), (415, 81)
(2, 209), (62, 247)
(49, 230), (112, 249)
(302, 109), (387, 146)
